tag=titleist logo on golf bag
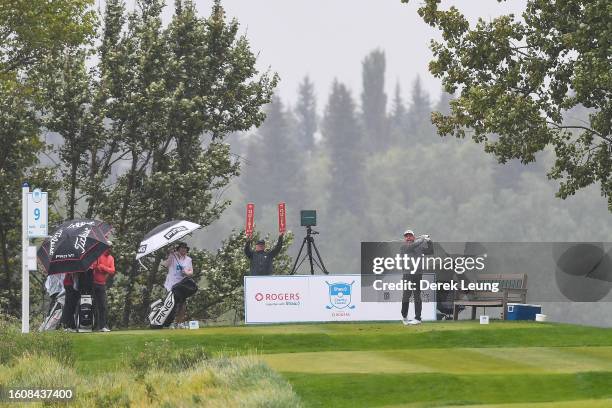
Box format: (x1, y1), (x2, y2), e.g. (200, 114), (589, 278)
(164, 226), (187, 240)
(149, 292), (175, 326)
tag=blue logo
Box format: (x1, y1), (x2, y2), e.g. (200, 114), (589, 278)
(325, 281), (356, 309)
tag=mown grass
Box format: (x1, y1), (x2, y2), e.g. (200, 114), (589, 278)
(285, 371), (612, 407)
(70, 321), (612, 373)
(4, 320), (612, 407)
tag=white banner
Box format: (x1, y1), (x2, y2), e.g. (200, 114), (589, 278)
(244, 274), (436, 324)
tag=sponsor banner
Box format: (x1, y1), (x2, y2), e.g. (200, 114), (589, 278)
(245, 203), (255, 237)
(244, 274), (435, 324)
(278, 202), (286, 234)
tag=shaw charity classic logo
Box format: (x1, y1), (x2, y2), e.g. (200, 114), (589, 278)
(325, 281), (356, 310)
(164, 226), (188, 240)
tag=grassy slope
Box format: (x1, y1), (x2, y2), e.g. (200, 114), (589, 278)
(71, 322), (612, 407)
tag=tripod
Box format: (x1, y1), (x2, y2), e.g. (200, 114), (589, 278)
(290, 226), (329, 275)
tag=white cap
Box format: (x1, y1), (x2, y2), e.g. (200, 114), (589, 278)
(403, 229), (414, 236)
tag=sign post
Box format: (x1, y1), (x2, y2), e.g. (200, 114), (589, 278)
(22, 184), (48, 333)
(21, 182), (29, 333)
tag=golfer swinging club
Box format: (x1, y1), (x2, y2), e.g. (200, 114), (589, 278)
(401, 229), (432, 325)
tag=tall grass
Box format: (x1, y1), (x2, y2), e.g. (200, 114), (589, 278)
(0, 314), (74, 366)
(0, 329), (302, 407)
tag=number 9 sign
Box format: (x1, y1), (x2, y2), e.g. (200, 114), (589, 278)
(27, 188), (48, 238)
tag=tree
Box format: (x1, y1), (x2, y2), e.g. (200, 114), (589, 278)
(0, 0), (94, 317)
(0, 0), (95, 77)
(241, 95), (304, 210)
(323, 80), (365, 217)
(361, 49), (389, 151)
(406, 76), (434, 143)
(406, 0), (612, 209)
(295, 76), (317, 152)
(40, 0), (278, 326)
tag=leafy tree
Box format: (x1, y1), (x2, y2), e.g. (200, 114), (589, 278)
(295, 76), (317, 152)
(38, 0), (277, 326)
(406, 0), (612, 209)
(361, 49), (389, 151)
(0, 0), (95, 77)
(0, 0), (94, 317)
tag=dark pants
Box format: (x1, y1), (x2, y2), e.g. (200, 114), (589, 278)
(93, 284), (108, 330)
(401, 273), (422, 320)
(61, 285), (80, 329)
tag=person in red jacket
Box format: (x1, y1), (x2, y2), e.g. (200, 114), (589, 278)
(92, 243), (115, 332)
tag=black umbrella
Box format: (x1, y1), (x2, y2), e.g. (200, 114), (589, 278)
(37, 219), (113, 275)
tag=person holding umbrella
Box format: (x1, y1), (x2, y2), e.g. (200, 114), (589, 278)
(92, 242), (115, 332)
(161, 242), (194, 328)
(37, 219), (113, 332)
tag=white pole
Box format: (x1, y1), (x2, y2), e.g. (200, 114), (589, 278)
(22, 182), (29, 334)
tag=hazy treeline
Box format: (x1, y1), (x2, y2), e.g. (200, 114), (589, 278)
(198, 49), (612, 274)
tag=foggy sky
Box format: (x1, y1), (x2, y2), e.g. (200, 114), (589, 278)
(107, 0), (527, 110)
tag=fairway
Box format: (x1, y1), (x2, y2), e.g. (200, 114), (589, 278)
(67, 321), (612, 407)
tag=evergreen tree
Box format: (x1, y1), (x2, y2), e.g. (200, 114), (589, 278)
(389, 81), (408, 146)
(361, 49), (388, 151)
(241, 95), (304, 212)
(406, 76), (434, 143)
(323, 80), (365, 217)
(294, 75), (317, 152)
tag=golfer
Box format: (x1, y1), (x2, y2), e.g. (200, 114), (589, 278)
(162, 242), (194, 329)
(400, 229), (432, 325)
(244, 233), (284, 276)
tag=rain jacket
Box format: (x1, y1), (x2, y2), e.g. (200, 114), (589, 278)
(244, 235), (284, 276)
(92, 253), (115, 285)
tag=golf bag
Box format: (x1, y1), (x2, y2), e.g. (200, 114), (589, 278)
(148, 277), (198, 329)
(39, 293), (65, 331)
(76, 294), (94, 332)
(75, 269), (95, 332)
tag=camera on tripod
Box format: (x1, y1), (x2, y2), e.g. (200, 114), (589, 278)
(292, 210), (328, 275)
(300, 210), (317, 227)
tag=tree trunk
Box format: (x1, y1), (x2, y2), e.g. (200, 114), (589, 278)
(122, 259), (139, 327)
(68, 155), (78, 220)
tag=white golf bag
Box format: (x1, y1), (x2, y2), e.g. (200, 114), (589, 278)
(76, 294), (94, 332)
(148, 277), (197, 329)
(39, 293), (65, 332)
(148, 291), (176, 329)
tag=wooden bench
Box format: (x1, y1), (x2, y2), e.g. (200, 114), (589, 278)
(453, 273), (527, 320)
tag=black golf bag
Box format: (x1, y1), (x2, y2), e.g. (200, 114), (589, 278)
(39, 293), (65, 331)
(76, 270), (95, 332)
(148, 277), (198, 329)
